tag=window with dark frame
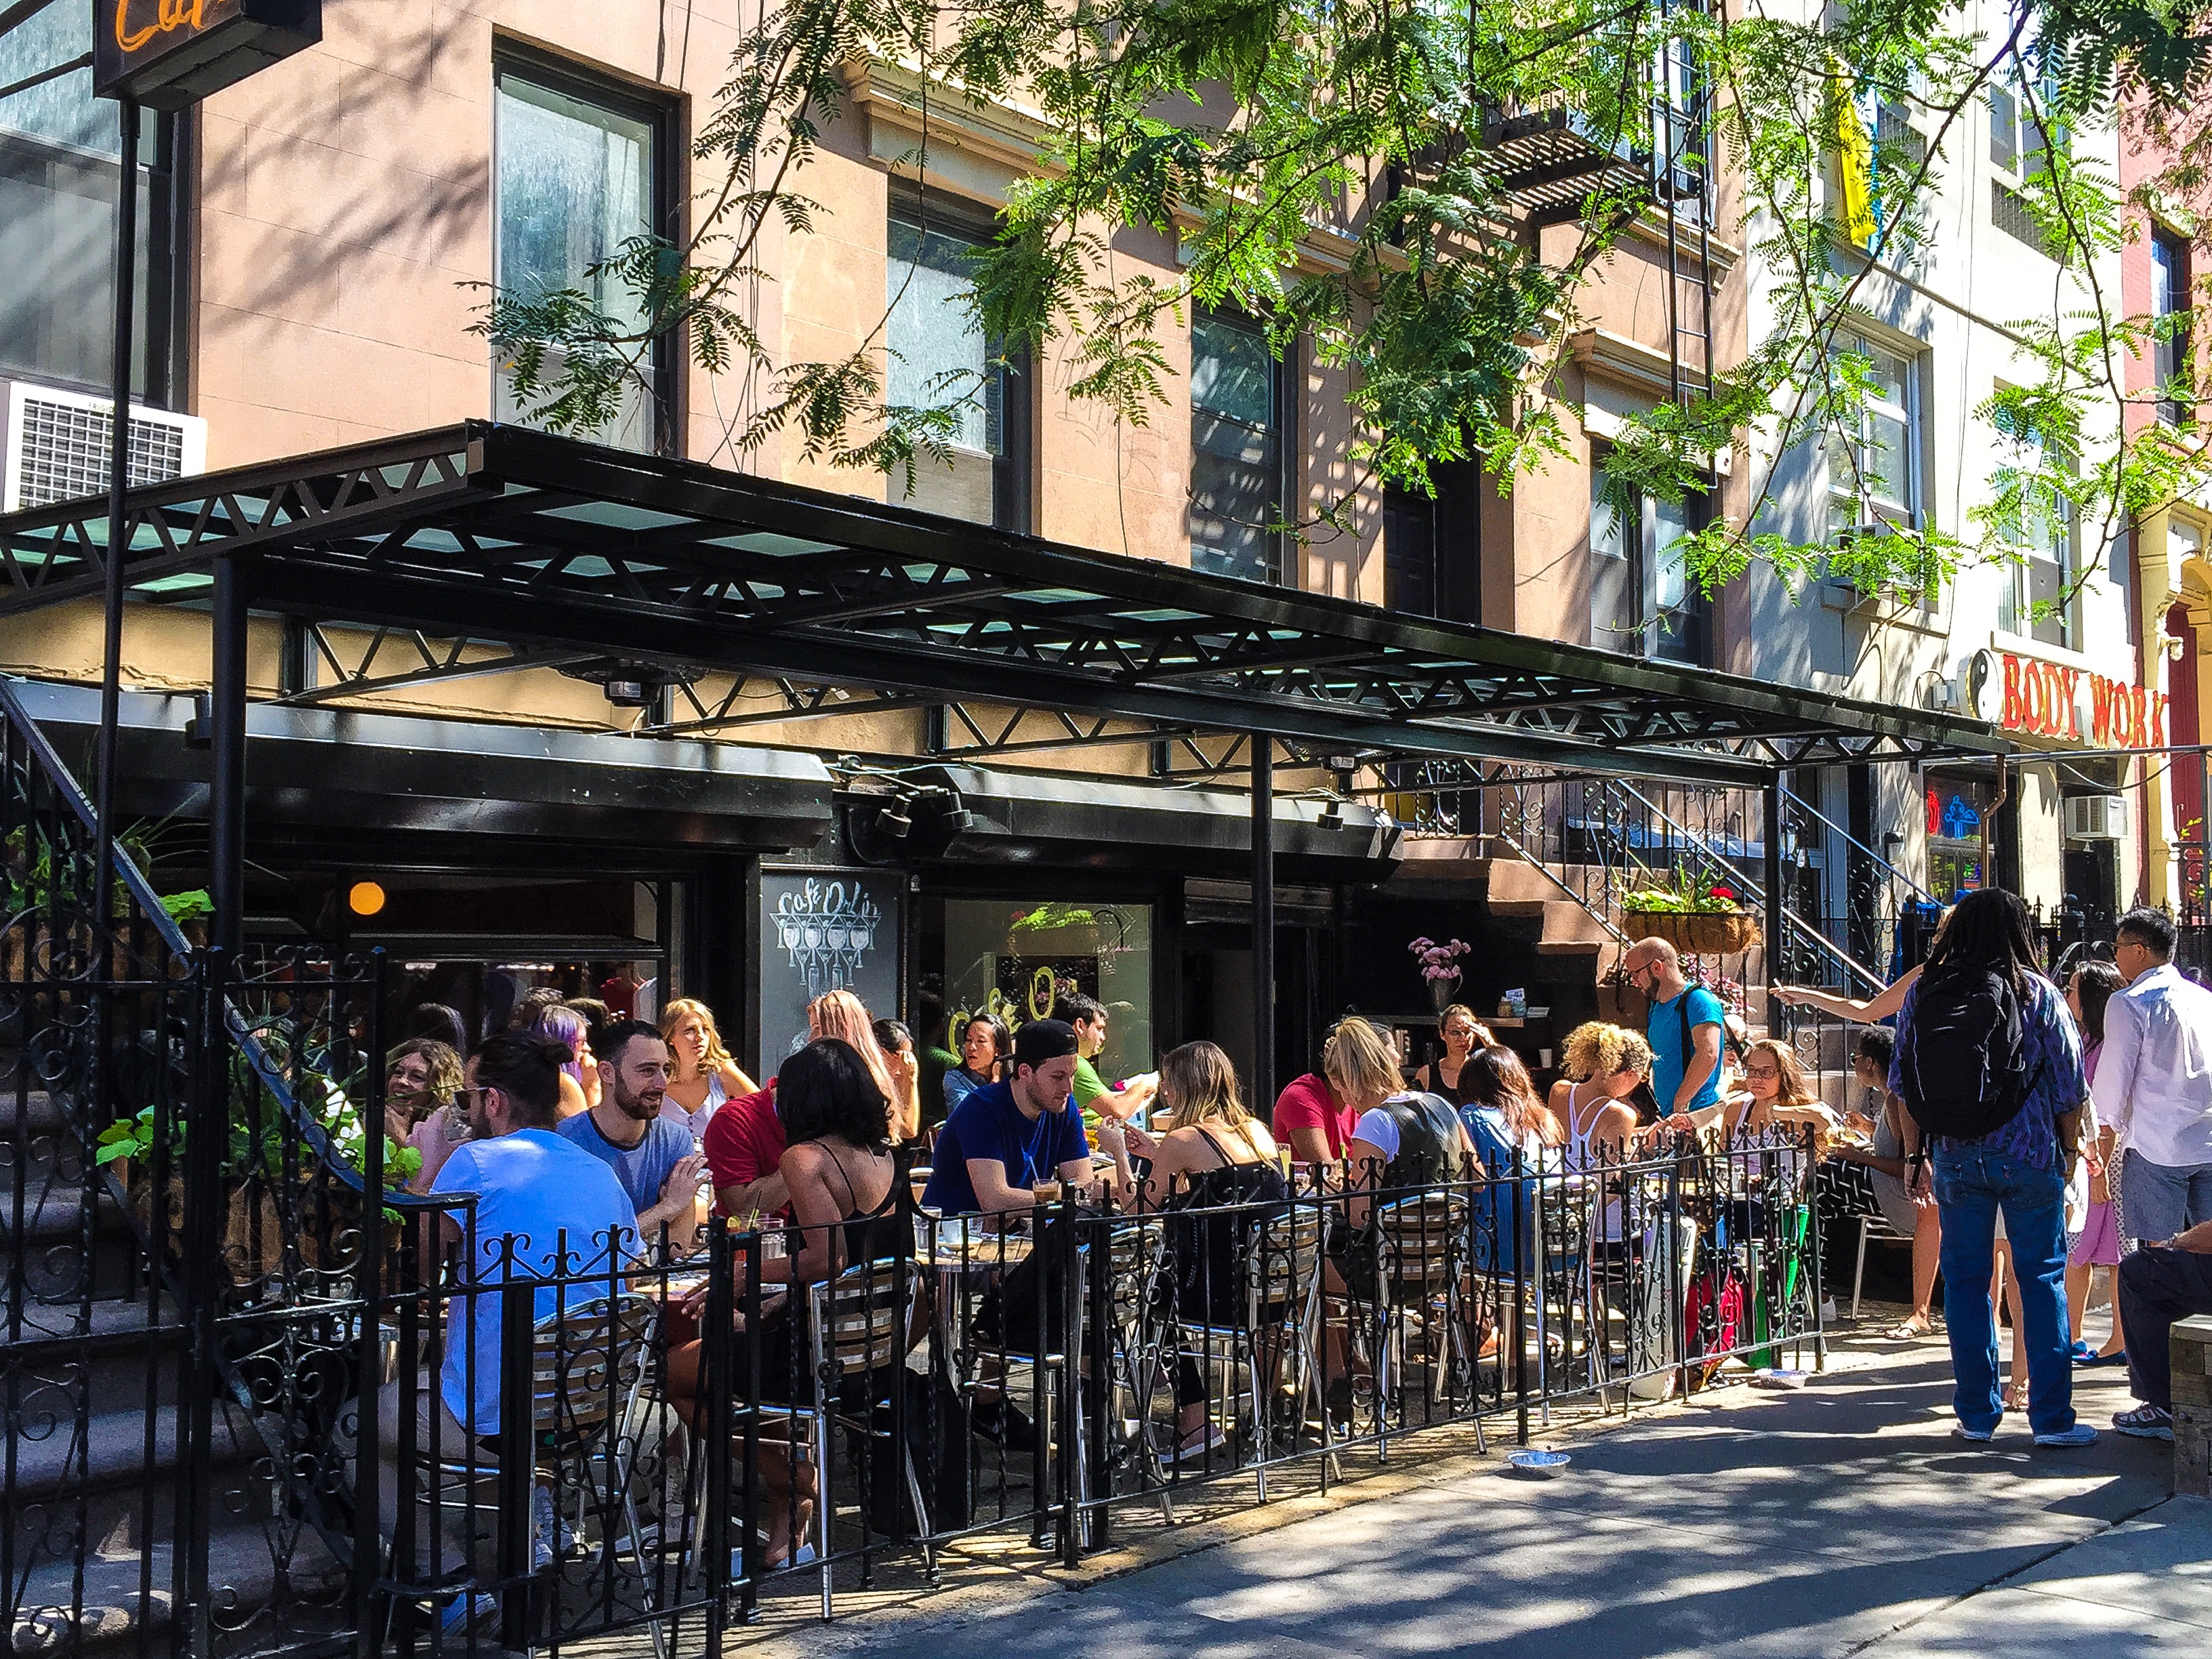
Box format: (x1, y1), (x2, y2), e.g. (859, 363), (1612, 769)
(492, 51), (675, 455)
(1590, 455), (1710, 666)
(884, 204), (1033, 532)
(1189, 308), (1290, 583)
(2152, 228), (2191, 426)
(0, 3), (184, 405)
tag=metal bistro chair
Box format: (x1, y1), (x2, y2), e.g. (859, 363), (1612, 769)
(1532, 1172), (1594, 1407)
(434, 1291), (664, 1655)
(1370, 1191), (1481, 1457)
(1818, 1155), (1909, 1324)
(750, 1258), (933, 1622)
(1097, 1216), (1172, 1518)
(1172, 1197), (1328, 1498)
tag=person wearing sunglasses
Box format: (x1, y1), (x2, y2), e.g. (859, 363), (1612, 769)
(1619, 938), (1725, 1134)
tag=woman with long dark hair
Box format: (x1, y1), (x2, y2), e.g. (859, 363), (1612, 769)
(1893, 887), (2092, 1445)
(943, 1012), (1009, 1116)
(1139, 1041), (1288, 1462)
(670, 1037), (901, 1568)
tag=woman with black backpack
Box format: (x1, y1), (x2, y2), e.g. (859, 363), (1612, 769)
(1892, 888), (2095, 1446)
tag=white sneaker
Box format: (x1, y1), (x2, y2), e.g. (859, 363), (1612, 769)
(531, 1486), (563, 1572)
(2032, 1422), (2099, 1448)
(2112, 1404), (2176, 1441)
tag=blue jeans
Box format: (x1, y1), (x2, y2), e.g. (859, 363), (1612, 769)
(2117, 1148), (2212, 1242)
(1931, 1144), (2074, 1435)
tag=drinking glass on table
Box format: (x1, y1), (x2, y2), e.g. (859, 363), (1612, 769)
(1032, 1177), (1063, 1206)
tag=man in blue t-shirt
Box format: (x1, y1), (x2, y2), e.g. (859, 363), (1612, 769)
(375, 1029), (636, 1609)
(556, 1017), (706, 1257)
(1622, 937), (1725, 1125)
(923, 1019), (1100, 1215)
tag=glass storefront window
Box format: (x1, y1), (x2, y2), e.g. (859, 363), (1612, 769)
(937, 898), (1155, 1084)
(1925, 776), (1989, 902)
(1, 3), (174, 400)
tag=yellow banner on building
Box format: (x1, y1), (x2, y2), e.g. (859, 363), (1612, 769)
(1833, 68), (1877, 246)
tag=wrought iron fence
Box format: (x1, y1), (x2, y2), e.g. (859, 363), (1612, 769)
(4, 676), (1824, 1657)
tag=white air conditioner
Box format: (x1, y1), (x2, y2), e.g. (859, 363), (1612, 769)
(0, 380), (206, 512)
(2063, 794), (2128, 841)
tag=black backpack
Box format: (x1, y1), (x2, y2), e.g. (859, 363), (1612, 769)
(1898, 965), (2041, 1140)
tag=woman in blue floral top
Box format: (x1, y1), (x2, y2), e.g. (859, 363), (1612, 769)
(1890, 888), (2093, 1446)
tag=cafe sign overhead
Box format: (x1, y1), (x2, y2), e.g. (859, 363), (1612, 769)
(1961, 647), (2165, 749)
(94, 1), (321, 110)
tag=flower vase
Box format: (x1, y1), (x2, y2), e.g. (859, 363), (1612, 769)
(1428, 974), (1460, 1013)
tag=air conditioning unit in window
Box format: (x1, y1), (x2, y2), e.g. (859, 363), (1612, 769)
(0, 380), (206, 512)
(2063, 794), (2128, 841)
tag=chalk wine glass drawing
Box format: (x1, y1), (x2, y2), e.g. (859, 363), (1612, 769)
(773, 878), (883, 993)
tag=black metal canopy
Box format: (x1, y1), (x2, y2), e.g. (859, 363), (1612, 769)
(0, 421), (2004, 787)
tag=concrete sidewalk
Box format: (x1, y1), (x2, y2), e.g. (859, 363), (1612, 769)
(716, 1346), (2200, 1658)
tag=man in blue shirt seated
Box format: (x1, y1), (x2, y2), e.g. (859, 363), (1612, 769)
(371, 1031), (636, 1631)
(1622, 937), (1726, 1128)
(924, 1019), (1111, 1215)
(556, 1018), (706, 1257)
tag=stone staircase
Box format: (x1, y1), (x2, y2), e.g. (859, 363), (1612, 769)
(3, 1060), (342, 1658)
(1395, 837), (1771, 1037)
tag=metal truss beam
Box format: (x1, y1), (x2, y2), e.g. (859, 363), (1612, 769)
(0, 422), (2006, 786)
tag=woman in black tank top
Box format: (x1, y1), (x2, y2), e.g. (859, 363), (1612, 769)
(668, 1036), (901, 1567)
(1136, 1042), (1288, 1462)
(1414, 1004), (1496, 1107)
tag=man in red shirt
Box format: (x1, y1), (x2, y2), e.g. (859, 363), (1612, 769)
(703, 1080), (785, 1217)
(1272, 1016), (1402, 1164)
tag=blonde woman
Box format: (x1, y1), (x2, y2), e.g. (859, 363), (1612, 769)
(659, 998), (758, 1140)
(1271, 1015), (1404, 1166)
(1138, 1042), (1288, 1462)
(1550, 1022), (1651, 1170)
(806, 990), (907, 1139)
(1412, 1004), (1496, 1108)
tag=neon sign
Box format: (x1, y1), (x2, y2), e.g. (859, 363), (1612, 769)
(95, 0), (320, 111)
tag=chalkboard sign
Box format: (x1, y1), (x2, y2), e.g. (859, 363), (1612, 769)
(753, 865), (903, 1076)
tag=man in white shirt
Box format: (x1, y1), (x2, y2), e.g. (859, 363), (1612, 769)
(2092, 907), (2212, 1242)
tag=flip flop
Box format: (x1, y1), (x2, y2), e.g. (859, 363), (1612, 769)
(1886, 1317), (1933, 1339)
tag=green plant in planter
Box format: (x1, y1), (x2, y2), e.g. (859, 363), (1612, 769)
(160, 889), (213, 924)
(1617, 865), (1746, 916)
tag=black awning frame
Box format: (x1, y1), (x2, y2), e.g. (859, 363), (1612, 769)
(0, 421), (2005, 787)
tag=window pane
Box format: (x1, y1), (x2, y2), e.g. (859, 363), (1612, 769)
(1589, 466), (1638, 651)
(1189, 312), (1280, 581)
(1652, 496), (1689, 611)
(1192, 313), (1276, 428)
(1383, 485), (1436, 615)
(494, 69), (657, 451)
(886, 218), (998, 457)
(0, 5), (159, 396)
(1866, 408), (1911, 512)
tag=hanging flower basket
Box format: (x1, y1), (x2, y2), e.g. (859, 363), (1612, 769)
(1633, 911), (1763, 955)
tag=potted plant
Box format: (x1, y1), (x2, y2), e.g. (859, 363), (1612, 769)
(1408, 935), (1471, 1010)
(1617, 867), (1762, 954)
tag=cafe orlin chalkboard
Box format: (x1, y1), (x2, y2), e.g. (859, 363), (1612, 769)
(94, 1), (321, 110)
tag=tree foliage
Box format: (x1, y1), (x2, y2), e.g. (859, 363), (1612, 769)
(480, 0), (2212, 614)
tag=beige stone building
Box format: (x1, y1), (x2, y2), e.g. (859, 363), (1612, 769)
(0, 1), (1750, 1085)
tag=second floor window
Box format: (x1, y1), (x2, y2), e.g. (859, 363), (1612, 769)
(1190, 310), (1287, 582)
(1825, 334), (1920, 544)
(1590, 460), (1708, 665)
(885, 211), (1030, 530)
(1996, 424), (2078, 650)
(493, 57), (668, 453)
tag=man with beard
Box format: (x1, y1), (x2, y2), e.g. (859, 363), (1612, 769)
(558, 1017), (706, 1257)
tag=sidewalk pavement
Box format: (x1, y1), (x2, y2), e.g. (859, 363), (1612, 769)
(718, 1344), (2203, 1658)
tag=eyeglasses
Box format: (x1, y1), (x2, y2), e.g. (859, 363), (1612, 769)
(456, 1086), (493, 1108)
(1743, 1066), (1780, 1082)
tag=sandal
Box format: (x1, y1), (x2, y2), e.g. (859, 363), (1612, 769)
(2001, 1380), (2028, 1412)
(1886, 1315), (1933, 1339)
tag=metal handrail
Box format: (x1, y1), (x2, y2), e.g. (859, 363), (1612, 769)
(1603, 777), (1889, 995)
(0, 674), (429, 1210)
(1780, 783), (1941, 907)
(1488, 822), (1638, 949)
